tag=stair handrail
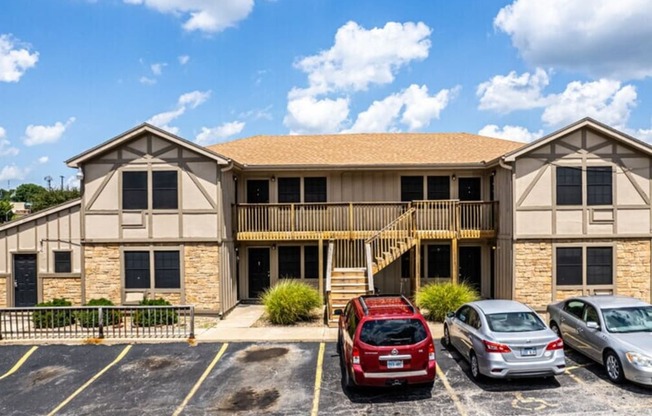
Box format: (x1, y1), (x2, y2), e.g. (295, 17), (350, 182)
(364, 207), (416, 275)
(325, 240), (334, 293)
(365, 243), (374, 293)
(364, 207), (416, 245)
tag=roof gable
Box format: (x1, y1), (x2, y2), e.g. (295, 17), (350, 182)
(66, 124), (231, 168)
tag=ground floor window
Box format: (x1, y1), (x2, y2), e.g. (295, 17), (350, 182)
(556, 246), (613, 287)
(125, 250), (181, 289)
(277, 245), (327, 279)
(54, 251), (72, 273)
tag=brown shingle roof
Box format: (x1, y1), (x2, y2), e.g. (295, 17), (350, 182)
(208, 133), (526, 167)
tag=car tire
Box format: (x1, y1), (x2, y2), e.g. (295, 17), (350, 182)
(469, 351), (483, 381)
(443, 324), (451, 349)
(550, 321), (562, 340)
(337, 330), (342, 355)
(343, 363), (356, 391)
(604, 351), (625, 384)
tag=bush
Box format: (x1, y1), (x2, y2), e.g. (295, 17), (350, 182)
(261, 280), (323, 325)
(76, 298), (122, 328)
(415, 282), (479, 322)
(32, 298), (74, 328)
(132, 298), (178, 327)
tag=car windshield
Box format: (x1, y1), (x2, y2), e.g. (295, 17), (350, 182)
(359, 318), (427, 346)
(486, 312), (546, 333)
(602, 306), (652, 333)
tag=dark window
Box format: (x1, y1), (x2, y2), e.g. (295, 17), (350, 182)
(456, 305), (471, 323)
(584, 305), (600, 324)
(587, 247), (613, 285)
(346, 306), (358, 337)
(278, 178), (300, 203)
(427, 245), (450, 277)
(153, 171), (178, 209)
(154, 251), (180, 288)
(486, 312), (546, 332)
(123, 171), (148, 210)
(304, 245), (328, 279)
(54, 251), (71, 273)
(564, 300), (585, 319)
(467, 307), (481, 329)
(278, 246), (301, 278)
(400, 246), (425, 278)
(304, 177), (327, 202)
(556, 247), (582, 285)
(359, 318), (427, 346)
(125, 251), (150, 289)
(587, 167), (612, 205)
(557, 167), (582, 205)
(401, 176), (423, 202)
(427, 176), (450, 200)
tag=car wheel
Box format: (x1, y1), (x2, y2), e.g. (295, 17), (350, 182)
(550, 321), (562, 340)
(469, 351), (483, 381)
(443, 324), (451, 348)
(604, 351), (625, 384)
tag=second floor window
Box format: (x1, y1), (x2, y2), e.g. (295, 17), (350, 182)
(556, 166), (612, 206)
(122, 171), (178, 210)
(304, 177), (327, 202)
(277, 177), (327, 203)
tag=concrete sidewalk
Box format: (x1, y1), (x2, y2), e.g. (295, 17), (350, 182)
(194, 304), (444, 343)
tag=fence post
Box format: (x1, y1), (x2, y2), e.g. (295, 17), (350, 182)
(189, 307), (195, 340)
(98, 306), (104, 339)
(0, 310), (3, 340)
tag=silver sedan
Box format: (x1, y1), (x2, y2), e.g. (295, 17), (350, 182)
(547, 295), (652, 385)
(444, 300), (566, 380)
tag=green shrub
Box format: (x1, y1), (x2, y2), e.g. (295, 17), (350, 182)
(415, 282), (479, 322)
(132, 298), (178, 327)
(32, 298), (74, 328)
(261, 280), (322, 325)
(76, 298), (122, 328)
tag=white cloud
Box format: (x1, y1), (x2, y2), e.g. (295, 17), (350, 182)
(293, 21), (431, 96)
(23, 117), (75, 146)
(0, 127), (19, 157)
(479, 124), (543, 142)
(195, 121), (245, 145)
(178, 55), (190, 65)
(477, 68), (552, 113)
(284, 96), (350, 135)
(239, 105), (273, 121)
(0, 165), (28, 181)
(151, 62), (166, 75)
(124, 0), (254, 34)
(345, 84), (458, 133)
(139, 76), (156, 85)
(0, 34), (38, 83)
(38, 156), (48, 164)
(146, 90), (211, 132)
(495, 0), (652, 79)
(541, 79), (637, 129)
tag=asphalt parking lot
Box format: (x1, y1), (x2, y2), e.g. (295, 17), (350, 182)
(1, 340), (651, 415)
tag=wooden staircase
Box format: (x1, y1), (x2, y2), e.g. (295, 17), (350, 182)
(327, 267), (369, 327)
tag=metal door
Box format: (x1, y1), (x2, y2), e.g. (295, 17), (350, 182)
(248, 248), (270, 299)
(14, 254), (37, 307)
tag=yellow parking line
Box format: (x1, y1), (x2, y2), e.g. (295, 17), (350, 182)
(310, 343), (325, 416)
(47, 344), (132, 416)
(564, 368), (585, 384)
(0, 346), (38, 381)
(172, 343), (229, 416)
(436, 366), (468, 416)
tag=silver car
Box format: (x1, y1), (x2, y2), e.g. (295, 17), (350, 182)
(444, 300), (566, 380)
(547, 295), (652, 385)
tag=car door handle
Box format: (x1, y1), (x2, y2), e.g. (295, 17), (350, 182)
(576, 327), (583, 333)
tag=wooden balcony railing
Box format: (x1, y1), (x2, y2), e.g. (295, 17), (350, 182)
(235, 200), (497, 240)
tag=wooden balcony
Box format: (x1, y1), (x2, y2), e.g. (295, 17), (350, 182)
(235, 200), (497, 241)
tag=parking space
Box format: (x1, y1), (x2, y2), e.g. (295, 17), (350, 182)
(1, 341), (652, 415)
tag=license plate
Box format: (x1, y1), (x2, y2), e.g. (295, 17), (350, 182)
(387, 360), (404, 369)
(521, 347), (537, 356)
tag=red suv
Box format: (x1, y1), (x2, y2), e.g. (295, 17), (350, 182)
(336, 295), (436, 388)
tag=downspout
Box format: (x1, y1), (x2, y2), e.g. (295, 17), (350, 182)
(218, 159), (235, 317)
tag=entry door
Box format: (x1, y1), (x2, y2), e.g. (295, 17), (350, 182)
(459, 247), (481, 294)
(458, 178), (481, 201)
(14, 254), (37, 307)
(247, 180), (269, 203)
(248, 248), (270, 299)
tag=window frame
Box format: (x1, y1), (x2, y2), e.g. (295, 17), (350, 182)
(122, 169), (179, 211)
(554, 244), (615, 293)
(400, 176), (424, 202)
(123, 248), (183, 293)
(278, 245), (301, 279)
(53, 250), (72, 274)
(586, 166), (613, 206)
(152, 170), (179, 210)
(122, 171), (148, 210)
(556, 166), (582, 206)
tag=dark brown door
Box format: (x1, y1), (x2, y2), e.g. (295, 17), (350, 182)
(14, 254), (37, 307)
(248, 248), (270, 299)
(247, 180), (269, 203)
(458, 178), (481, 201)
(459, 247), (481, 294)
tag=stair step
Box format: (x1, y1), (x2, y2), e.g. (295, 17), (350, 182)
(331, 282), (367, 287)
(331, 289), (366, 294)
(333, 267), (366, 273)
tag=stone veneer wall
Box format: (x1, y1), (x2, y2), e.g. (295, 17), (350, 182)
(184, 243), (220, 312)
(515, 239), (652, 309)
(84, 244), (122, 304)
(43, 277), (82, 305)
(0, 276), (6, 307)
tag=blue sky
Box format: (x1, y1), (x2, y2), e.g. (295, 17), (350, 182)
(2, 0), (652, 188)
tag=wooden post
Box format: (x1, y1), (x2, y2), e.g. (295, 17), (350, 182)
(348, 203), (354, 239)
(451, 237), (459, 284)
(412, 238), (421, 298)
(318, 238), (324, 297)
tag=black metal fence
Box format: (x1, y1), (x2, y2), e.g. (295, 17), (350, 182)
(0, 306), (195, 340)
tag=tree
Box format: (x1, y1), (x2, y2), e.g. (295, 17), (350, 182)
(0, 200), (13, 223)
(12, 183), (47, 204)
(30, 188), (81, 213)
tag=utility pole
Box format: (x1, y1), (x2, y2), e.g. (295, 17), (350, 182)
(44, 175), (53, 190)
(60, 175), (64, 190)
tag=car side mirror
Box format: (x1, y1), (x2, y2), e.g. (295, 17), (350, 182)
(333, 309), (343, 316)
(586, 321), (600, 330)
(446, 312), (455, 319)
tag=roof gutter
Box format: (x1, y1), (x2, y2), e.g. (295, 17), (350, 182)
(233, 162), (489, 172)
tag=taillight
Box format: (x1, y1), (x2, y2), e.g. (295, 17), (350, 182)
(428, 343), (435, 361)
(546, 338), (564, 350)
(483, 340), (511, 353)
(352, 346), (360, 364)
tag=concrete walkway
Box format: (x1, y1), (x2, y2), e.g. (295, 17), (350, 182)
(194, 304), (443, 343)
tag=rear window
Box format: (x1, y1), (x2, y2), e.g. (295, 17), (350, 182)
(359, 318), (428, 346)
(486, 312), (546, 333)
